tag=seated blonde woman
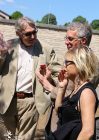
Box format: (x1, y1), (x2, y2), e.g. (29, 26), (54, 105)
(36, 46), (98, 140)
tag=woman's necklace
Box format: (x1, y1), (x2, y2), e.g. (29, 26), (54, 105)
(70, 81), (88, 98)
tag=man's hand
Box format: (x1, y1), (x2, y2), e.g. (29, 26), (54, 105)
(0, 32), (10, 55)
(36, 67), (53, 92)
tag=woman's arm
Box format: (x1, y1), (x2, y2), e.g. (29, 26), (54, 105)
(77, 88), (96, 140)
(55, 86), (66, 112)
(55, 70), (68, 112)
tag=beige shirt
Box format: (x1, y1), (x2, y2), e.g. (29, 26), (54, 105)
(16, 44), (34, 93)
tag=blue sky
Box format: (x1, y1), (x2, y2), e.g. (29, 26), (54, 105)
(0, 0), (99, 25)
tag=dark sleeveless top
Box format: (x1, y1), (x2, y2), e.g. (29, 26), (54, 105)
(46, 82), (98, 140)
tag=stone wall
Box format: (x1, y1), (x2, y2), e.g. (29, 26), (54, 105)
(0, 19), (99, 59)
(0, 19), (99, 90)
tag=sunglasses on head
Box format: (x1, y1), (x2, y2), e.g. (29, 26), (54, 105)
(23, 29), (38, 37)
(64, 60), (75, 66)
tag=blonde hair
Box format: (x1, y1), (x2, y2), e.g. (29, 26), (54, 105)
(66, 46), (99, 81)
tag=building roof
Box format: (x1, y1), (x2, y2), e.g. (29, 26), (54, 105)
(0, 10), (10, 18)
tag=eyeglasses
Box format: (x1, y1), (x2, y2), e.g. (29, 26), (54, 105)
(64, 60), (75, 67)
(22, 29), (38, 37)
(64, 36), (80, 42)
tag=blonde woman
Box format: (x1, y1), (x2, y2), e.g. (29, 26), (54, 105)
(36, 46), (98, 140)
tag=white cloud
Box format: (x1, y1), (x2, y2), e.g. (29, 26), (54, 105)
(6, 0), (14, 3)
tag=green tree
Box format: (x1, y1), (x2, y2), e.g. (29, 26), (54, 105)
(64, 22), (70, 26)
(41, 13), (57, 25)
(36, 20), (42, 23)
(91, 20), (99, 30)
(72, 16), (87, 24)
(11, 11), (23, 20)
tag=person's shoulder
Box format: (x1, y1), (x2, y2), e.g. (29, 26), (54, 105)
(80, 82), (98, 105)
(7, 38), (20, 47)
(35, 39), (54, 54)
